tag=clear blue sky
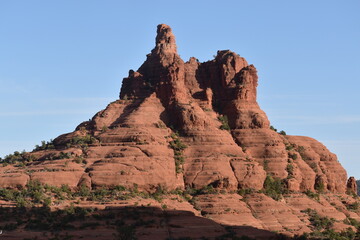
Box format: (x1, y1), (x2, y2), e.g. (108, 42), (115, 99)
(1, 1), (359, 178)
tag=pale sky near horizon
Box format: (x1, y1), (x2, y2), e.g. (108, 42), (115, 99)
(1, 1), (360, 178)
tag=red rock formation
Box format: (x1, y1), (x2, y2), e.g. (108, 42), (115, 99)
(0, 24), (358, 238)
(347, 176), (357, 194)
(0, 24), (350, 194)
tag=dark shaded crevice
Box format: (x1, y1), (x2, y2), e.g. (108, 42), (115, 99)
(0, 206), (285, 240)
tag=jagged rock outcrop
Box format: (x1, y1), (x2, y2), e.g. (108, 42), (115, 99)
(0, 24), (358, 238)
(347, 176), (357, 195)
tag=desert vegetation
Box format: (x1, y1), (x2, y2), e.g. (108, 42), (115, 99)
(218, 115), (230, 130)
(169, 132), (187, 173)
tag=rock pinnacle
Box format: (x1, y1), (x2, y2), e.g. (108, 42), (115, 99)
(153, 24), (177, 55)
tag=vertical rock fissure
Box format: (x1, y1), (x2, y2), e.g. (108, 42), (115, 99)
(192, 161), (205, 187)
(229, 160), (240, 188)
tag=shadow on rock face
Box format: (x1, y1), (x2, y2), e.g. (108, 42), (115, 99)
(0, 205), (289, 240)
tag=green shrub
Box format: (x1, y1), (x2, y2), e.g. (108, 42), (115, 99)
(0, 188), (15, 201)
(288, 153), (298, 160)
(344, 218), (360, 228)
(270, 126), (277, 132)
(183, 185), (217, 197)
(60, 184), (72, 195)
(43, 197), (52, 207)
(314, 180), (325, 193)
(263, 159), (269, 171)
(52, 151), (72, 160)
(263, 175), (285, 201)
(150, 185), (167, 202)
(113, 185), (126, 191)
(174, 155), (185, 173)
(309, 162), (318, 173)
(73, 155), (87, 164)
(285, 143), (295, 151)
(304, 190), (320, 201)
(237, 188), (254, 196)
(346, 201), (360, 211)
(169, 138), (187, 152)
(27, 180), (42, 192)
(16, 195), (29, 208)
(297, 146), (310, 161)
(169, 133), (187, 174)
(279, 130), (286, 135)
(304, 208), (334, 231)
(218, 115), (230, 130)
(88, 188), (110, 202)
(75, 184), (89, 198)
(286, 163), (294, 177)
(70, 135), (98, 147)
(301, 227), (357, 240)
(34, 140), (55, 151)
(1, 151), (36, 165)
(0, 180), (78, 207)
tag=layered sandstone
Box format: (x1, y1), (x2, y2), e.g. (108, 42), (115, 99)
(0, 24), (358, 238)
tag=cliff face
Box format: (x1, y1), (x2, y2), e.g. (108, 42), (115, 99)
(0, 24), (358, 238)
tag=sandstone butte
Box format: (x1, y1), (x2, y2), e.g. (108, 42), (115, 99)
(0, 24), (359, 240)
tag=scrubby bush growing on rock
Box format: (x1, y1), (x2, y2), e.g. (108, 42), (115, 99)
(270, 125), (277, 132)
(70, 135), (98, 147)
(262, 175), (286, 201)
(296, 209), (357, 240)
(279, 130), (286, 135)
(304, 208), (335, 231)
(304, 190), (320, 201)
(1, 151), (36, 165)
(169, 132), (187, 173)
(34, 140), (55, 151)
(218, 115), (230, 130)
(286, 163), (294, 178)
(288, 152), (298, 160)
